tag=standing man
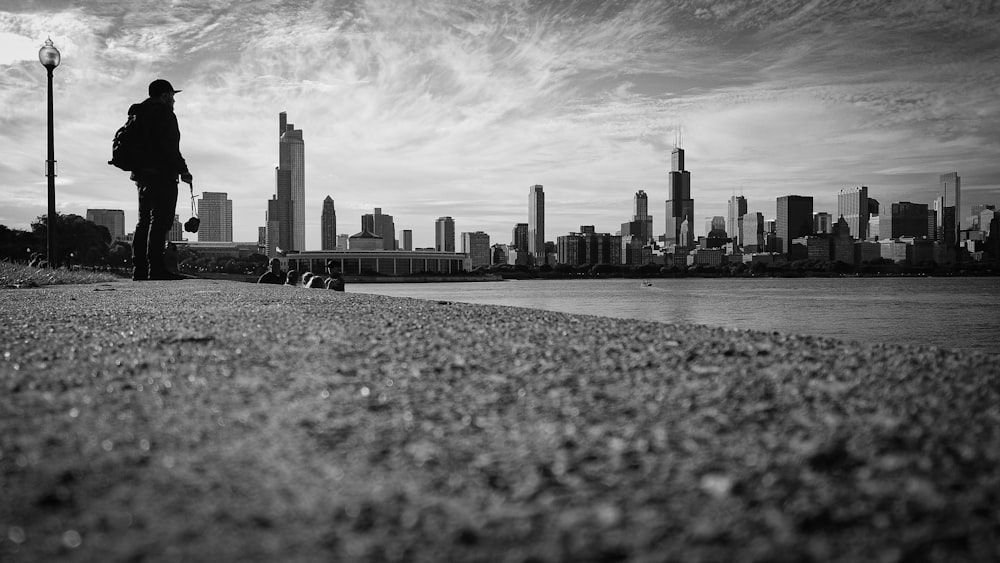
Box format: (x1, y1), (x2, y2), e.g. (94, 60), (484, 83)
(131, 79), (193, 281)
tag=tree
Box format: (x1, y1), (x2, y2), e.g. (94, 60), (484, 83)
(0, 225), (36, 262)
(634, 263), (660, 275)
(107, 241), (132, 268)
(30, 213), (111, 267)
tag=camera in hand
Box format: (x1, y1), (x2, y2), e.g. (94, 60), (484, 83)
(184, 217), (200, 233)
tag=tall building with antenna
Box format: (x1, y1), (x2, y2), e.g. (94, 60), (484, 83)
(665, 139), (694, 249)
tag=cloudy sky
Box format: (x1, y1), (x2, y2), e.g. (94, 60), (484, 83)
(1, 0), (998, 249)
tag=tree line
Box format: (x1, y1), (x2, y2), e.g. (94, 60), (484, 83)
(0, 214), (268, 276)
(0, 214), (129, 268)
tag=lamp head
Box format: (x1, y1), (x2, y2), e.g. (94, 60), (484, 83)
(38, 37), (60, 70)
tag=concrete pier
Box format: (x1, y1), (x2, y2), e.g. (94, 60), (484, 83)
(2, 279), (998, 561)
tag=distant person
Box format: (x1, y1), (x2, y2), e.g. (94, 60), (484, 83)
(164, 242), (180, 275)
(301, 272), (314, 287)
(305, 273), (326, 288)
(284, 269), (299, 286)
(257, 258), (285, 284)
(130, 79), (192, 281)
(324, 260), (345, 291)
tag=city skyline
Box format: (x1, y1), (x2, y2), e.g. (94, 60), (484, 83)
(1, 2), (999, 249)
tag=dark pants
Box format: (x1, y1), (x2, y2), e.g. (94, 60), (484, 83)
(133, 178), (178, 277)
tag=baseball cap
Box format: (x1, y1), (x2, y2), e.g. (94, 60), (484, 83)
(149, 79), (182, 97)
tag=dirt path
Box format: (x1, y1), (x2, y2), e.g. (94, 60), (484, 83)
(2, 279), (998, 562)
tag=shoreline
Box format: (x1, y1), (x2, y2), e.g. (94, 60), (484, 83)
(3, 279), (999, 561)
(194, 270), (1000, 285)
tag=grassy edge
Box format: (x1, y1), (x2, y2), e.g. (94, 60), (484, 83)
(0, 260), (123, 288)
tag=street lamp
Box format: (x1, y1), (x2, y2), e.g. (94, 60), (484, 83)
(39, 37), (60, 268)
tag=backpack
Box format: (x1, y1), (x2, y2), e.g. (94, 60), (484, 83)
(108, 112), (143, 171)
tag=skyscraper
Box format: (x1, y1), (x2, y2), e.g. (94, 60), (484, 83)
(705, 216), (726, 236)
(435, 216), (455, 252)
(741, 212), (765, 252)
(665, 146), (694, 248)
(462, 231), (491, 268)
(940, 172), (961, 246)
(621, 190), (653, 246)
(86, 209), (126, 241)
(972, 204), (996, 217)
(632, 190), (653, 243)
(528, 185), (545, 264)
(197, 192), (233, 242)
(169, 215), (183, 243)
(401, 230), (412, 251)
(362, 208), (396, 250)
(838, 186), (869, 241)
(727, 195), (747, 245)
(266, 166), (293, 255)
(813, 212), (833, 235)
(776, 195), (814, 255)
(321, 196), (337, 250)
(278, 112), (305, 251)
(511, 223), (528, 251)
(883, 202), (929, 239)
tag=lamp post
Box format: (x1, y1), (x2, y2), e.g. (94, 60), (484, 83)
(39, 37), (60, 268)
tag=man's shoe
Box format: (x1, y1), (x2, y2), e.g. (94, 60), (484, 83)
(148, 272), (186, 281)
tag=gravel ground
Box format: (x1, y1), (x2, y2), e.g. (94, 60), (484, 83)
(1, 279), (998, 562)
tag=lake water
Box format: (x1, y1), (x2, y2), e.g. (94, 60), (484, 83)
(353, 277), (1000, 354)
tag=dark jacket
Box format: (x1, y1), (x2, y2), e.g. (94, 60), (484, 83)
(129, 98), (189, 184)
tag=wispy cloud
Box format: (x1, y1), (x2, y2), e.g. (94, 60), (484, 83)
(0, 0), (997, 245)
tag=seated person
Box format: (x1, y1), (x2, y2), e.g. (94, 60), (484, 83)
(284, 269), (300, 286)
(324, 260), (345, 291)
(305, 274), (326, 288)
(257, 258), (285, 284)
(164, 242), (181, 275)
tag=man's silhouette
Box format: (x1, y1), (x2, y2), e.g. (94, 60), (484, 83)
(131, 79), (193, 281)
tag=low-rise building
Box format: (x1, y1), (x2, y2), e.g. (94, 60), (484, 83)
(900, 237), (935, 264)
(175, 241), (261, 259)
(688, 248), (724, 267)
(284, 249), (466, 276)
(556, 228), (622, 266)
(349, 228), (383, 251)
(880, 240), (909, 264)
(742, 252), (781, 265)
(855, 241), (881, 264)
(491, 244), (510, 265)
(792, 236), (832, 261)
